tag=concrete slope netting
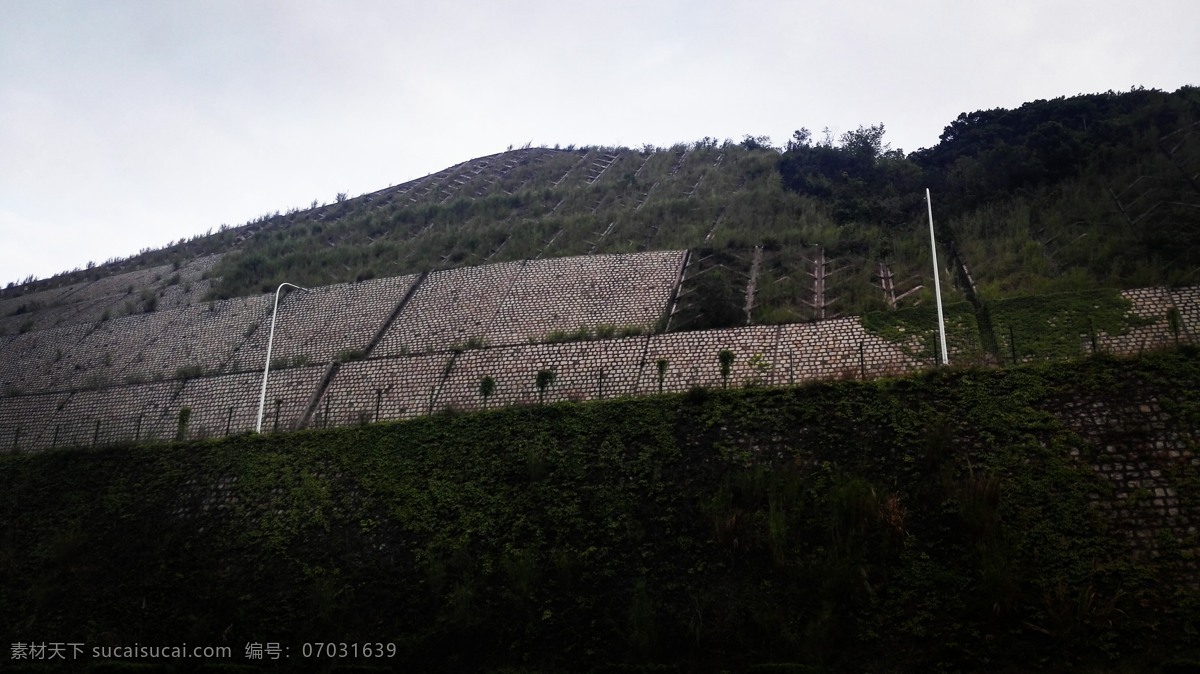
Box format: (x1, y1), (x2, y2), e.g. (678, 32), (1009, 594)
(65, 264), (175, 304)
(0, 392), (70, 452)
(775, 318), (928, 385)
(155, 279), (213, 312)
(230, 275), (419, 371)
(375, 262), (524, 356)
(483, 251), (685, 347)
(438, 337), (649, 412)
(125, 295), (272, 382)
(0, 324), (91, 394)
(34, 381), (182, 450)
(171, 366), (325, 439)
(45, 310), (180, 391)
(0, 283), (85, 317)
(0, 283), (90, 334)
(0, 291), (126, 335)
(1097, 288), (1176, 355)
(314, 354), (455, 427)
(639, 327), (779, 393)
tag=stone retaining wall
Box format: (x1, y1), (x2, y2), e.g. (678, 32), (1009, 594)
(33, 381), (182, 450)
(230, 275), (418, 371)
(375, 262), (523, 356)
(1052, 390), (1200, 583)
(438, 337), (648, 411)
(484, 252), (684, 347)
(171, 366), (326, 439)
(313, 354), (455, 426)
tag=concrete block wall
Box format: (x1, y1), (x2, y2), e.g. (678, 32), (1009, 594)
(313, 354), (455, 426)
(774, 318), (927, 385)
(64, 264), (176, 304)
(374, 262), (524, 356)
(1053, 392), (1200, 580)
(0, 324), (91, 394)
(0, 291), (106, 335)
(0, 392), (71, 452)
(126, 295), (273, 382)
(0, 283), (85, 317)
(1096, 288), (1177, 354)
(1170, 286), (1200, 341)
(45, 310), (180, 391)
(230, 275), (418, 371)
(640, 326), (779, 392)
(484, 252), (685, 347)
(437, 337), (648, 412)
(32, 381), (182, 450)
(171, 366), (326, 439)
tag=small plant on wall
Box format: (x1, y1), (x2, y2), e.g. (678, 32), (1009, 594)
(480, 375), (496, 408)
(535, 369), (556, 404)
(656, 358), (669, 394)
(718, 349), (735, 388)
(747, 353), (771, 387)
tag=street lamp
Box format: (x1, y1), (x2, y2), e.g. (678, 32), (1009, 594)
(256, 282), (310, 433)
(925, 188), (949, 366)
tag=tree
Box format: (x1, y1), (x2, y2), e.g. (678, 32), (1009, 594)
(535, 369), (556, 404)
(718, 349), (735, 388)
(655, 358), (669, 394)
(480, 375), (496, 408)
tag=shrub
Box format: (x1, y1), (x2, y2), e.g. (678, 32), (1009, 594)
(480, 375), (496, 408)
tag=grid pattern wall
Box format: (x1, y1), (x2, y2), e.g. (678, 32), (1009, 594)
(0, 392), (71, 452)
(639, 327), (780, 393)
(774, 318), (927, 385)
(1170, 286), (1200, 341)
(314, 354), (455, 427)
(374, 262), (524, 356)
(31, 381), (182, 450)
(1097, 288), (1176, 354)
(483, 251), (685, 347)
(171, 366), (326, 439)
(64, 264), (176, 304)
(437, 337), (649, 412)
(230, 275), (419, 371)
(0, 324), (91, 394)
(126, 296), (272, 381)
(0, 282), (86, 320)
(0, 296), (103, 335)
(44, 310), (180, 391)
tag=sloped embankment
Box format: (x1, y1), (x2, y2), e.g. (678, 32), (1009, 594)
(2, 350), (1199, 672)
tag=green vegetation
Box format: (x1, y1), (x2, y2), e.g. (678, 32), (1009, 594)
(535, 368), (556, 403)
(861, 287), (1152, 364)
(479, 374), (496, 408)
(544, 324), (647, 344)
(2, 350), (1198, 671)
(718, 348), (735, 388)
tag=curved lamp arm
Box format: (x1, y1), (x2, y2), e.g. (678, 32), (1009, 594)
(256, 282), (310, 433)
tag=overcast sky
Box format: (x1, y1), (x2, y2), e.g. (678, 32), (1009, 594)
(2, 0), (1197, 287)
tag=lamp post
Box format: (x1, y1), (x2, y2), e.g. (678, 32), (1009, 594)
(926, 188), (949, 366)
(256, 282), (310, 433)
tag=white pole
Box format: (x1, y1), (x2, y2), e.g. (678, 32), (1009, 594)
(256, 282), (309, 433)
(926, 189), (949, 366)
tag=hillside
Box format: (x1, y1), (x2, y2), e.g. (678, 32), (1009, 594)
(5, 86), (1199, 325)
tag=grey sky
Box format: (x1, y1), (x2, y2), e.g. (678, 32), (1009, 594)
(2, 0), (1197, 286)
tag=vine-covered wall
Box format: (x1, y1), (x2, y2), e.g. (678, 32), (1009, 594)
(3, 350), (1199, 673)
